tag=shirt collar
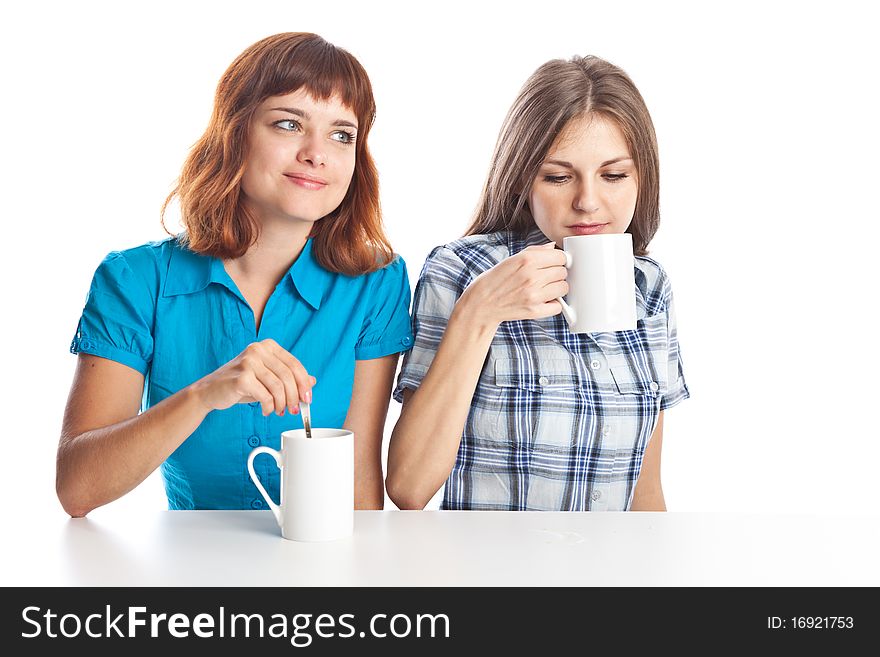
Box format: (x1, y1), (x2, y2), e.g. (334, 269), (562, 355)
(507, 225), (552, 255)
(162, 238), (331, 310)
(286, 238), (332, 310)
(162, 239), (228, 298)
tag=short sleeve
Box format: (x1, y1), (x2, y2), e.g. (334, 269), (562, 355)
(354, 255), (414, 360)
(659, 285), (690, 410)
(392, 246), (468, 403)
(69, 251), (156, 375)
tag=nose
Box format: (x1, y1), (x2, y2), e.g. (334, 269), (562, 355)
(296, 134), (327, 167)
(573, 181), (600, 214)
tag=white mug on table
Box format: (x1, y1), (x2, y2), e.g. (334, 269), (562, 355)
(556, 233), (637, 333)
(247, 428), (353, 542)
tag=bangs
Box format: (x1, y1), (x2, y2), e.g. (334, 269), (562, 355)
(260, 36), (375, 126)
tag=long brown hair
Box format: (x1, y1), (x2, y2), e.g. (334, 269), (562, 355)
(466, 55), (660, 256)
(161, 32), (393, 275)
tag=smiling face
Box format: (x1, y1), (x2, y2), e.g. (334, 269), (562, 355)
(240, 88), (359, 228)
(528, 113), (639, 246)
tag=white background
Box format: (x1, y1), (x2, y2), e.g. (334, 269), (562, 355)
(1, 0), (878, 532)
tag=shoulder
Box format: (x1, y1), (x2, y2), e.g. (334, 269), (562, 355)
(99, 237), (176, 276)
(634, 255), (674, 314)
(423, 232), (511, 278)
(361, 252), (410, 290)
(91, 238), (179, 299)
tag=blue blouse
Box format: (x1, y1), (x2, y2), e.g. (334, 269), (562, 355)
(70, 237), (413, 510)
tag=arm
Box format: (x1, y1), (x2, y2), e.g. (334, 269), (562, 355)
(57, 355), (212, 517)
(342, 354), (400, 510)
(386, 244), (568, 510)
(386, 301), (499, 510)
(57, 340), (315, 517)
(629, 411), (666, 511)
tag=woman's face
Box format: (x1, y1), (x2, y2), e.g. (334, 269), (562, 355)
(241, 88), (358, 227)
(528, 113), (638, 247)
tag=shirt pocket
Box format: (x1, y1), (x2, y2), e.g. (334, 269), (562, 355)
(483, 357), (586, 450)
(605, 311), (670, 399)
(494, 357), (584, 391)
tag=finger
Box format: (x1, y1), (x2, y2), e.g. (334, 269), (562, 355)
(262, 353), (301, 414)
(524, 279), (567, 309)
(291, 361), (312, 404)
(512, 265), (567, 296)
(267, 344), (313, 405)
(533, 299), (564, 319)
(232, 370), (268, 410)
(522, 244), (567, 268)
(534, 263), (569, 284)
(543, 280), (569, 299)
(538, 250), (568, 268)
(239, 376), (275, 417)
(252, 364), (287, 416)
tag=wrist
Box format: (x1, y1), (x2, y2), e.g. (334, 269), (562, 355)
(453, 287), (500, 338)
(184, 379), (215, 417)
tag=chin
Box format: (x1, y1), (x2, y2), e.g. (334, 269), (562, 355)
(289, 201), (344, 223)
(276, 204), (328, 224)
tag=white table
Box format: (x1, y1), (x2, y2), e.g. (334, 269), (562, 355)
(4, 510), (878, 587)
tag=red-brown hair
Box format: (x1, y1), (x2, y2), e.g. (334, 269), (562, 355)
(162, 32), (393, 275)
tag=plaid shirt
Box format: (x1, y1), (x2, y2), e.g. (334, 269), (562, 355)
(393, 228), (690, 511)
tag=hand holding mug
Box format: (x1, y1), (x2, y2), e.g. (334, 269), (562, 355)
(190, 338), (316, 417)
(459, 243), (568, 325)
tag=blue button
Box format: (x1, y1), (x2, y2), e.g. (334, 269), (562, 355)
(402, 336), (413, 346)
(251, 499), (264, 509)
(247, 435), (260, 447)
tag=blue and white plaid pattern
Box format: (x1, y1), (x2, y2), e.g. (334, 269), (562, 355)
(393, 228), (690, 511)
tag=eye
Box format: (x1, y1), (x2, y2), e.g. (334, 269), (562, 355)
(602, 173), (629, 182)
(331, 130), (357, 144)
(543, 175), (570, 184)
(273, 119), (302, 132)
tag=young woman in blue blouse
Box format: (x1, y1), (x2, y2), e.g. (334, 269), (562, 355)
(57, 33), (413, 516)
(387, 55), (689, 512)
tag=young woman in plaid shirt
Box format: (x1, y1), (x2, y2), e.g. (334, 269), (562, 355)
(387, 55), (689, 512)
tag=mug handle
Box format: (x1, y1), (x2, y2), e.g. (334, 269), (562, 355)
(556, 250), (577, 327)
(247, 446), (283, 527)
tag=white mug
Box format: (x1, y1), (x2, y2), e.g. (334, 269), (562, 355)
(556, 233), (637, 333)
(247, 428), (353, 542)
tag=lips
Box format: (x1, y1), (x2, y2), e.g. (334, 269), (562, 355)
(284, 173), (328, 190)
(568, 223), (609, 235)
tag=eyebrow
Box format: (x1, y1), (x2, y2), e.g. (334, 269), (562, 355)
(543, 156), (633, 168)
(268, 106), (358, 130)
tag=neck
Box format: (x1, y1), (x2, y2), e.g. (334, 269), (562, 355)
(224, 216), (313, 286)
